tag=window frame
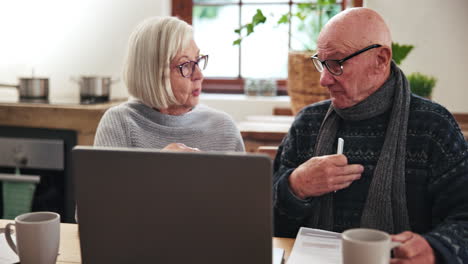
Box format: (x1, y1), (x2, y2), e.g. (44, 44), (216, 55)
(171, 0), (363, 95)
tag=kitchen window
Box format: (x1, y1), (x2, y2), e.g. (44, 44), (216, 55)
(172, 0), (363, 94)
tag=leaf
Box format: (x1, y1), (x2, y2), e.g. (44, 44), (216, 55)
(234, 28), (241, 34)
(233, 39), (242, 45)
(252, 9), (267, 25)
(297, 3), (314, 12)
(392, 42), (414, 65)
(295, 11), (306, 21)
(246, 24), (254, 35)
(318, 0), (336, 6)
(277, 14), (289, 24)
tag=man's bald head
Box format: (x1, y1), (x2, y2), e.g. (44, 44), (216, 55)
(315, 8), (394, 109)
(318, 7), (392, 53)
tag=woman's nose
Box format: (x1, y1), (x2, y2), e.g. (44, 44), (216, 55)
(191, 64), (204, 81)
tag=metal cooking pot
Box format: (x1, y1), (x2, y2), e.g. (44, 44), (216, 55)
(71, 76), (118, 104)
(0, 78), (49, 101)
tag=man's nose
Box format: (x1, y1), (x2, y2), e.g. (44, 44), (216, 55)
(319, 68), (335, 87)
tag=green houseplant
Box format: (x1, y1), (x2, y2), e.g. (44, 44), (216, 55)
(233, 1), (341, 113)
(392, 42), (437, 98)
(233, 0), (340, 50)
(407, 73), (437, 98)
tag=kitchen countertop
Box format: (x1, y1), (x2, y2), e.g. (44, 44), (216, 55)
(0, 98), (127, 145)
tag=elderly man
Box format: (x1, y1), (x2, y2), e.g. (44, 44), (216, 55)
(273, 7), (468, 264)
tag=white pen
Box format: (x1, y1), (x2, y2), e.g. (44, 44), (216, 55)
(337, 137), (344, 155)
(335, 138), (344, 193)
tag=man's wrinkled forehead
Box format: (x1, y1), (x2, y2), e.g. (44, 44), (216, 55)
(318, 7), (392, 53)
(317, 19), (370, 58)
(316, 38), (355, 59)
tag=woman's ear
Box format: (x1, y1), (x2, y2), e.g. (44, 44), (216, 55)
(375, 46), (392, 72)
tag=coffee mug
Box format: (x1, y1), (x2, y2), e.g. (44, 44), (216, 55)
(342, 228), (401, 264)
(4, 211), (60, 264)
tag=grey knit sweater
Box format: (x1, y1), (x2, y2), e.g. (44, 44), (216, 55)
(94, 99), (245, 152)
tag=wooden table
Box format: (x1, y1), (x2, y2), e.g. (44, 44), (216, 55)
(0, 220), (294, 263)
(238, 115), (293, 152)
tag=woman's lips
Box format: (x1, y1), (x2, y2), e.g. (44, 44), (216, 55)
(192, 89), (201, 96)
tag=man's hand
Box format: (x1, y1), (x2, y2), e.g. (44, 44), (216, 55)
(288, 154), (364, 199)
(162, 143), (200, 152)
(391, 231), (436, 264)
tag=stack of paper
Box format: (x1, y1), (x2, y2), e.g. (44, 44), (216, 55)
(273, 247), (285, 264)
(0, 233), (19, 263)
(287, 227), (342, 264)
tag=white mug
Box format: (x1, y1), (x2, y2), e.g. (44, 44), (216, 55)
(342, 228), (401, 264)
(4, 211), (60, 264)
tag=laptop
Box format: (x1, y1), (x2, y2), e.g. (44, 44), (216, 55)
(73, 146), (272, 264)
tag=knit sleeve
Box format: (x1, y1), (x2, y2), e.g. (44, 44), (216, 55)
(227, 116), (245, 152)
(273, 119), (318, 238)
(210, 108), (245, 152)
(422, 111), (468, 263)
(234, 132), (245, 152)
(94, 106), (131, 147)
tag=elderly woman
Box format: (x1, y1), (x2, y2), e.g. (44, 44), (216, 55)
(94, 16), (244, 152)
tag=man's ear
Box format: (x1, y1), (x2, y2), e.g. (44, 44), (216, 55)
(375, 46), (392, 72)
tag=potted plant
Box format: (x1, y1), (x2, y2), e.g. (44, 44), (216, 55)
(407, 73), (436, 98)
(392, 42), (437, 98)
(233, 1), (341, 114)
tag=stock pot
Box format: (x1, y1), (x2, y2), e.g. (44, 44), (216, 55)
(71, 76), (118, 104)
(0, 78), (49, 101)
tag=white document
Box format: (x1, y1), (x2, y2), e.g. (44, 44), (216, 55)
(287, 227), (342, 264)
(273, 247), (285, 264)
(0, 233), (19, 264)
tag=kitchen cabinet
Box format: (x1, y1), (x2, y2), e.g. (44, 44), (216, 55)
(0, 99), (126, 222)
(0, 100), (125, 145)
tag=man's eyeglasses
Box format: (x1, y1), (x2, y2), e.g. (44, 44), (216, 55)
(176, 55), (209, 78)
(310, 44), (382, 76)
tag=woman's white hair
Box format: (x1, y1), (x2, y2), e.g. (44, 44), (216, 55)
(123, 16), (192, 109)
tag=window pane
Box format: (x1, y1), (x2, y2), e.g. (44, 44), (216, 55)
(194, 0), (239, 3)
(240, 4), (289, 78)
(193, 5), (240, 78)
(242, 0), (287, 3)
(294, 0), (342, 4)
(290, 3), (341, 51)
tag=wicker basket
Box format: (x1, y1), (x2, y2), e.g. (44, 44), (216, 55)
(288, 51), (329, 114)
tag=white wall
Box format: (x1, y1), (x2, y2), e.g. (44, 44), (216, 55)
(0, 0), (170, 100)
(365, 0), (468, 113)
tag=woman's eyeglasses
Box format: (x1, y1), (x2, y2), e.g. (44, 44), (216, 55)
(176, 55), (209, 78)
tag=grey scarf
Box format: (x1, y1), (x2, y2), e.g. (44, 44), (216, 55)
(308, 61), (411, 234)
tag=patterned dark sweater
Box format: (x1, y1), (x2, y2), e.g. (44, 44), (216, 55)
(273, 95), (468, 263)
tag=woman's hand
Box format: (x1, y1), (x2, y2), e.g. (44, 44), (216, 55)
(162, 143), (200, 152)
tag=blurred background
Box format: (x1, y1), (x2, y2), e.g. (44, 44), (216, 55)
(0, 0), (467, 118)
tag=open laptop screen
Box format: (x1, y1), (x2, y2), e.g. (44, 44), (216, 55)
(73, 146), (272, 264)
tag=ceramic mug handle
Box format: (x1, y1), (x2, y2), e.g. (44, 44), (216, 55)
(391, 241), (402, 249)
(5, 223), (18, 254)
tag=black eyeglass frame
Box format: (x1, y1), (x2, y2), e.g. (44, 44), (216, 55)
(176, 54), (209, 78)
(311, 44), (382, 76)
